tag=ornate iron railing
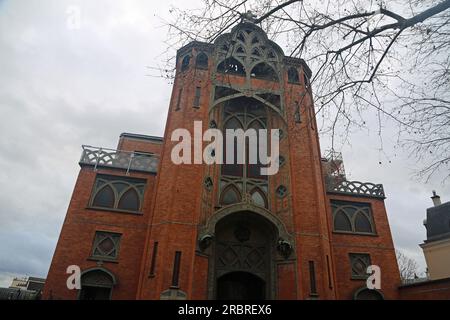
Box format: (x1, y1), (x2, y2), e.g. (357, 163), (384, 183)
(79, 145), (159, 173)
(326, 179), (385, 198)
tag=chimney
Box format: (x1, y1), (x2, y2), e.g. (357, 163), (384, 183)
(431, 190), (441, 207)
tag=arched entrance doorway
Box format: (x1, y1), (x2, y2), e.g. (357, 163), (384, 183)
(213, 211), (277, 300)
(353, 287), (384, 300)
(217, 272), (265, 300)
(78, 268), (115, 300)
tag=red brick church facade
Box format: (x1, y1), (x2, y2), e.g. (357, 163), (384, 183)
(43, 21), (403, 300)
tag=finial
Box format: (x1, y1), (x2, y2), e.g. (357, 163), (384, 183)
(241, 10), (257, 23)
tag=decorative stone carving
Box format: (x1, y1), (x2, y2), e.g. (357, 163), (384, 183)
(204, 177), (213, 191)
(241, 10), (257, 23)
(277, 238), (293, 259)
(198, 234), (214, 251)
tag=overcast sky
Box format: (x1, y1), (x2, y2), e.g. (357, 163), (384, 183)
(0, 0), (448, 288)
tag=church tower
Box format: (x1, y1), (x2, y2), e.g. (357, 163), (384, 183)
(137, 18), (336, 299)
(43, 16), (401, 300)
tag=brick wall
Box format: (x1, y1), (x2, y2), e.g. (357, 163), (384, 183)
(43, 164), (157, 299)
(327, 193), (401, 299)
(399, 277), (450, 299)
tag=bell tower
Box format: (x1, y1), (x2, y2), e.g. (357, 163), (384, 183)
(136, 19), (336, 300)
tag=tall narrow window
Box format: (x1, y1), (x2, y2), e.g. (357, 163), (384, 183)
(149, 242), (158, 277)
(175, 88), (182, 111)
(326, 255), (333, 289)
(181, 55), (190, 72)
(171, 251), (182, 288)
(309, 261), (317, 296)
(287, 67), (300, 83)
(193, 87), (201, 108)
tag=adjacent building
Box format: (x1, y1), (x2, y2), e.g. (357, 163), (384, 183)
(421, 192), (450, 280)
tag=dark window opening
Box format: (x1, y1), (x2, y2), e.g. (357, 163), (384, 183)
(288, 67), (300, 83)
(247, 119), (266, 180)
(355, 213), (373, 233)
(222, 116), (244, 177)
(149, 242), (158, 277)
(117, 188), (140, 212)
(309, 261), (317, 296)
(171, 251), (182, 288)
(250, 63), (278, 81)
(175, 88), (182, 111)
(181, 55), (190, 72)
(193, 87), (201, 108)
(334, 212), (352, 232)
(326, 255), (333, 289)
(195, 52), (208, 69)
(217, 57), (246, 76)
(93, 185), (115, 208)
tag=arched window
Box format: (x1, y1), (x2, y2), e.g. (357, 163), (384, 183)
(217, 58), (245, 76)
(219, 97), (270, 209)
(222, 117), (244, 177)
(331, 201), (376, 235)
(247, 119), (266, 179)
(93, 185), (115, 208)
(90, 175), (146, 213)
(221, 185), (241, 205)
(250, 63), (278, 81)
(334, 211), (352, 232)
(354, 287), (384, 300)
(287, 67), (299, 83)
(181, 55), (190, 72)
(196, 52), (208, 69)
(354, 212), (373, 233)
(117, 188), (140, 212)
(250, 188), (267, 208)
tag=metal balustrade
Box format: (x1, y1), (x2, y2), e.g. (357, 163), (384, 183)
(326, 179), (385, 198)
(79, 145), (159, 174)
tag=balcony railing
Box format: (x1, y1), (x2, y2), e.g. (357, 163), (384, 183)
(79, 145), (159, 174)
(326, 179), (385, 198)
